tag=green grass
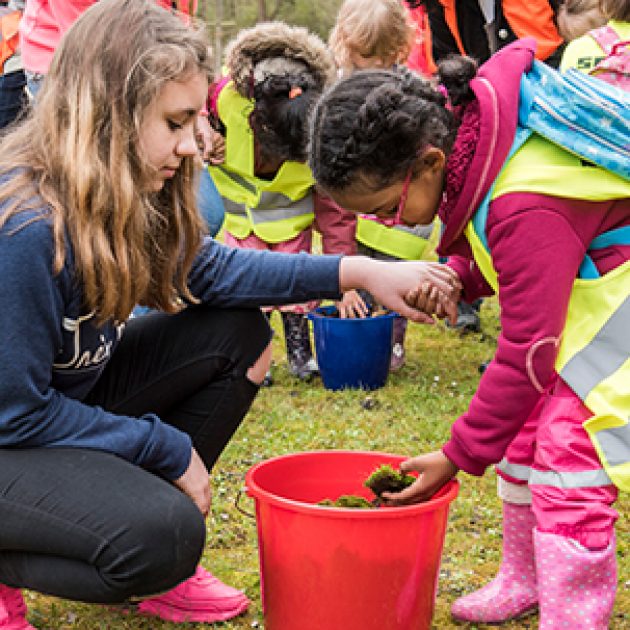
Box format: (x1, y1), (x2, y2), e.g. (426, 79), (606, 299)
(26, 300), (629, 629)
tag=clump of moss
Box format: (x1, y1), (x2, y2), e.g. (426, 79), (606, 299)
(318, 495), (375, 509)
(364, 464), (415, 497)
(315, 464), (415, 509)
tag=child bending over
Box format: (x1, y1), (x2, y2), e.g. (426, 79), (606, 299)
(309, 41), (629, 628)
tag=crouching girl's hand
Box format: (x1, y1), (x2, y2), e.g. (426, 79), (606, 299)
(174, 447), (212, 517)
(339, 257), (460, 324)
(381, 450), (459, 505)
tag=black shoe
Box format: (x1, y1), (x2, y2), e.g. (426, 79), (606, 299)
(281, 312), (319, 381)
(390, 317), (407, 371)
(447, 301), (481, 333)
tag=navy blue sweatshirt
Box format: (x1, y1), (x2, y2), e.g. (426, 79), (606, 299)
(0, 209), (341, 479)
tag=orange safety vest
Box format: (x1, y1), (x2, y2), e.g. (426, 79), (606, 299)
(437, 0), (562, 61)
(0, 8), (21, 74)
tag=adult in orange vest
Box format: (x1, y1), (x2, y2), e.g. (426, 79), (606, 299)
(404, 0), (565, 66)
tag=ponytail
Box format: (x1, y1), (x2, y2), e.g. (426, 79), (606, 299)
(435, 55), (477, 108)
(250, 72), (319, 163)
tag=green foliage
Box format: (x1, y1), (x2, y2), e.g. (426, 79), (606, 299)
(24, 299), (630, 628)
(199, 0), (344, 53)
(318, 494), (375, 508)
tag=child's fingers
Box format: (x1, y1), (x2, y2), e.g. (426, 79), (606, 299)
(418, 282), (440, 315)
(395, 299), (435, 324)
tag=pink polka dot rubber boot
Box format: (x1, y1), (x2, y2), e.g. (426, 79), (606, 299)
(534, 529), (617, 630)
(451, 502), (538, 623)
(137, 565), (249, 623)
(0, 584), (36, 630)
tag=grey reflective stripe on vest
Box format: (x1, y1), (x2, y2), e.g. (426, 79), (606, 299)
(529, 468), (612, 488)
(393, 222), (434, 239)
(496, 458), (612, 488)
(223, 198), (248, 217)
(597, 422), (630, 467)
(223, 196), (312, 222)
(560, 295), (630, 400)
(497, 459), (530, 481)
(250, 192), (313, 223)
(216, 166), (257, 195)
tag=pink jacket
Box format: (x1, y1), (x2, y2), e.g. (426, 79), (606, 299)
(20, 0), (95, 74)
(438, 39), (630, 476)
(20, 0), (198, 74)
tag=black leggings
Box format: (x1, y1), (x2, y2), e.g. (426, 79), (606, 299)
(0, 306), (271, 603)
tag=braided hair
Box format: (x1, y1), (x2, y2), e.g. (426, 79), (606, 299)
(309, 57), (477, 194)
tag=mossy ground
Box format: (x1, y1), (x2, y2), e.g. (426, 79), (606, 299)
(26, 298), (629, 629)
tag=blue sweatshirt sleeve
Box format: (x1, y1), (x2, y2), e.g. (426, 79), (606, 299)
(0, 217), (191, 480)
(187, 237), (343, 306)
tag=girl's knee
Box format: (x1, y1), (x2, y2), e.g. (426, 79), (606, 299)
(246, 339), (273, 385)
(103, 491), (206, 600)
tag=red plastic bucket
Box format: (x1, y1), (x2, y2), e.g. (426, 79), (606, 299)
(245, 450), (459, 630)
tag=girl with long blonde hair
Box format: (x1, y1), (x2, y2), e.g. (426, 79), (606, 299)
(0, 1), (459, 626)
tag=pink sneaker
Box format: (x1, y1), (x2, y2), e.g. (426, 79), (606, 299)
(137, 565), (249, 623)
(0, 584), (36, 630)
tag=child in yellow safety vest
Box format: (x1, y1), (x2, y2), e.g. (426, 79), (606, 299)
(328, 0), (436, 371)
(208, 22), (358, 385)
(560, 0), (630, 88)
(309, 40), (629, 628)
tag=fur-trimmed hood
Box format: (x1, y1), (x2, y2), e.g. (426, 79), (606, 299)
(224, 21), (336, 98)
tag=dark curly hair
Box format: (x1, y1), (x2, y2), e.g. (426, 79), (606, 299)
(309, 57), (477, 193)
(250, 72), (319, 163)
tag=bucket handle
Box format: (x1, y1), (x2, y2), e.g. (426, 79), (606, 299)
(234, 486), (256, 519)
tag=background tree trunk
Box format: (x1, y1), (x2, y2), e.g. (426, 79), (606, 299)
(257, 0), (267, 21)
(214, 0), (223, 78)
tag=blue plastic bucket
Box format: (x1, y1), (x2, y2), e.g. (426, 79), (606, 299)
(307, 306), (397, 391)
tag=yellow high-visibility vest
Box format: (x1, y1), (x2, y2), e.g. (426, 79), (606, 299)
(465, 133), (630, 491)
(356, 216), (431, 260)
(209, 82), (315, 243)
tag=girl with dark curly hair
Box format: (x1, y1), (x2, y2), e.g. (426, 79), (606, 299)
(309, 39), (629, 628)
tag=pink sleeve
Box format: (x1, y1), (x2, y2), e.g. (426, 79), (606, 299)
(48, 0), (96, 34)
(313, 190), (358, 256)
(208, 77), (230, 118)
(443, 203), (587, 475)
(446, 256), (494, 302)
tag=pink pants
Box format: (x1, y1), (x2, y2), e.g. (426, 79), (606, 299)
(223, 229), (319, 314)
(498, 377), (618, 550)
